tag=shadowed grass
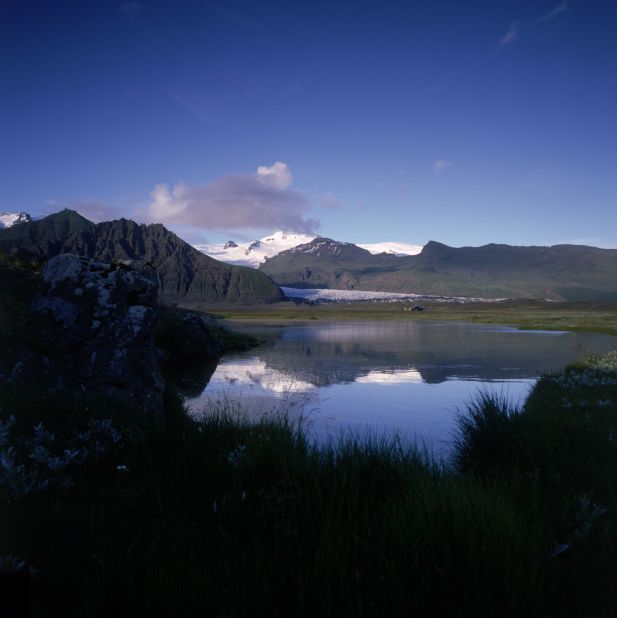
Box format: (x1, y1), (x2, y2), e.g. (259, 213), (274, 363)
(453, 356), (617, 618)
(454, 391), (524, 474)
(3, 350), (617, 617)
(3, 407), (547, 618)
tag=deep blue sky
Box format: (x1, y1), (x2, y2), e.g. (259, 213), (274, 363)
(1, 0), (616, 247)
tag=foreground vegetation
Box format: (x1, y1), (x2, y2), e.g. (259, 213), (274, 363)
(199, 298), (617, 337)
(1, 350), (616, 616)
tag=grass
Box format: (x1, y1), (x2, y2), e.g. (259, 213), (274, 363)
(3, 349), (617, 617)
(184, 298), (617, 337)
(453, 357), (617, 618)
(2, 408), (545, 618)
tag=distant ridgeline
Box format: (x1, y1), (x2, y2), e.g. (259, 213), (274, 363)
(260, 237), (617, 301)
(0, 210), (284, 304)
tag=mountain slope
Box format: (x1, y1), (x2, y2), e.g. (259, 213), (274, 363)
(260, 237), (617, 301)
(0, 210), (284, 304)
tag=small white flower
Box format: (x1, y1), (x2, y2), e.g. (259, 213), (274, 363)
(553, 543), (570, 556)
(227, 444), (248, 469)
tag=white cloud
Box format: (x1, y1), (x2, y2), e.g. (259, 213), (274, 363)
(433, 159), (452, 174)
(256, 162), (292, 189)
(146, 162), (319, 234)
(321, 192), (343, 209)
(537, 2), (568, 23)
(499, 21), (520, 46)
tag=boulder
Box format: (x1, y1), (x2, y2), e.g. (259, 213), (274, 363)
(17, 254), (164, 420)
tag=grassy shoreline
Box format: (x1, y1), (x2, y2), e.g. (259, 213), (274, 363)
(183, 299), (617, 337)
(2, 352), (617, 616)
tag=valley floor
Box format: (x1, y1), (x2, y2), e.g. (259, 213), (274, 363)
(184, 298), (617, 337)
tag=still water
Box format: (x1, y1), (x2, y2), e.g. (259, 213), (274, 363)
(186, 321), (616, 456)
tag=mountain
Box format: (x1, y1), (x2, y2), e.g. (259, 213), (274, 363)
(195, 231), (422, 267)
(260, 237), (617, 301)
(0, 211), (32, 228)
(195, 230), (316, 267)
(0, 210), (284, 304)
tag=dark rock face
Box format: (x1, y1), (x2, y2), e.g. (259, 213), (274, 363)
(14, 255), (165, 420)
(1, 253), (259, 422)
(0, 210), (285, 305)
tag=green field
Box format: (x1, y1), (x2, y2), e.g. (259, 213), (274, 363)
(184, 298), (617, 337)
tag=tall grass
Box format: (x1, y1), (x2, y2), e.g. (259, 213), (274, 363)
(2, 407), (548, 618)
(453, 364), (617, 618)
(3, 350), (617, 617)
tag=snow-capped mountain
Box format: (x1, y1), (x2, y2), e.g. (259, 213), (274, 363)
(286, 237), (360, 258)
(194, 231), (317, 268)
(194, 231), (422, 268)
(0, 211), (32, 229)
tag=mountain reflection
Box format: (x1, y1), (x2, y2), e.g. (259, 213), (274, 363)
(185, 321), (616, 449)
(355, 369), (423, 384)
(211, 359), (315, 393)
(183, 321), (617, 399)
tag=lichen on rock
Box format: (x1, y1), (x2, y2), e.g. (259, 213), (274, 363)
(22, 254), (164, 421)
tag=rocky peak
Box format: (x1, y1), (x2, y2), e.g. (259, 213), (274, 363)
(286, 237), (369, 259)
(0, 209), (285, 304)
(224, 240), (238, 249)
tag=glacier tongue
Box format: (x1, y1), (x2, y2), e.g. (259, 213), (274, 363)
(281, 287), (507, 304)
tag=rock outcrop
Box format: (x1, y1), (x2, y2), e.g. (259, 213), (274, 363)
(1, 254), (257, 421)
(9, 254), (165, 420)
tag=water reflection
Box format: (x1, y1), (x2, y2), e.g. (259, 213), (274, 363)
(185, 321), (616, 456)
(355, 369), (423, 384)
(213, 359), (315, 393)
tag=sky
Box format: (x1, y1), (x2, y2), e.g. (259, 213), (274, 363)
(1, 0), (616, 248)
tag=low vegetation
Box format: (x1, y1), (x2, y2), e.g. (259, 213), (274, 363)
(206, 298), (617, 336)
(2, 351), (617, 617)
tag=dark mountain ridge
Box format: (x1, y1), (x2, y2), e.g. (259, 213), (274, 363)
(260, 237), (617, 301)
(0, 210), (284, 304)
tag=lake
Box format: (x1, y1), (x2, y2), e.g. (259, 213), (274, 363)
(186, 320), (616, 457)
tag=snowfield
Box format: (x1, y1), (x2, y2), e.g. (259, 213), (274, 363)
(194, 231), (315, 268)
(281, 287), (507, 304)
(356, 241), (423, 256)
(194, 231), (423, 267)
(0, 211), (31, 228)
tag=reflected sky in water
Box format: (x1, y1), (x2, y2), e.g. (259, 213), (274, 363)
(186, 321), (616, 458)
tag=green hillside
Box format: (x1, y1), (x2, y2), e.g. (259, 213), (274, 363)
(260, 238), (617, 300)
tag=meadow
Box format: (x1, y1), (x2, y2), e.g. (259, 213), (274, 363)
(197, 298), (617, 337)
